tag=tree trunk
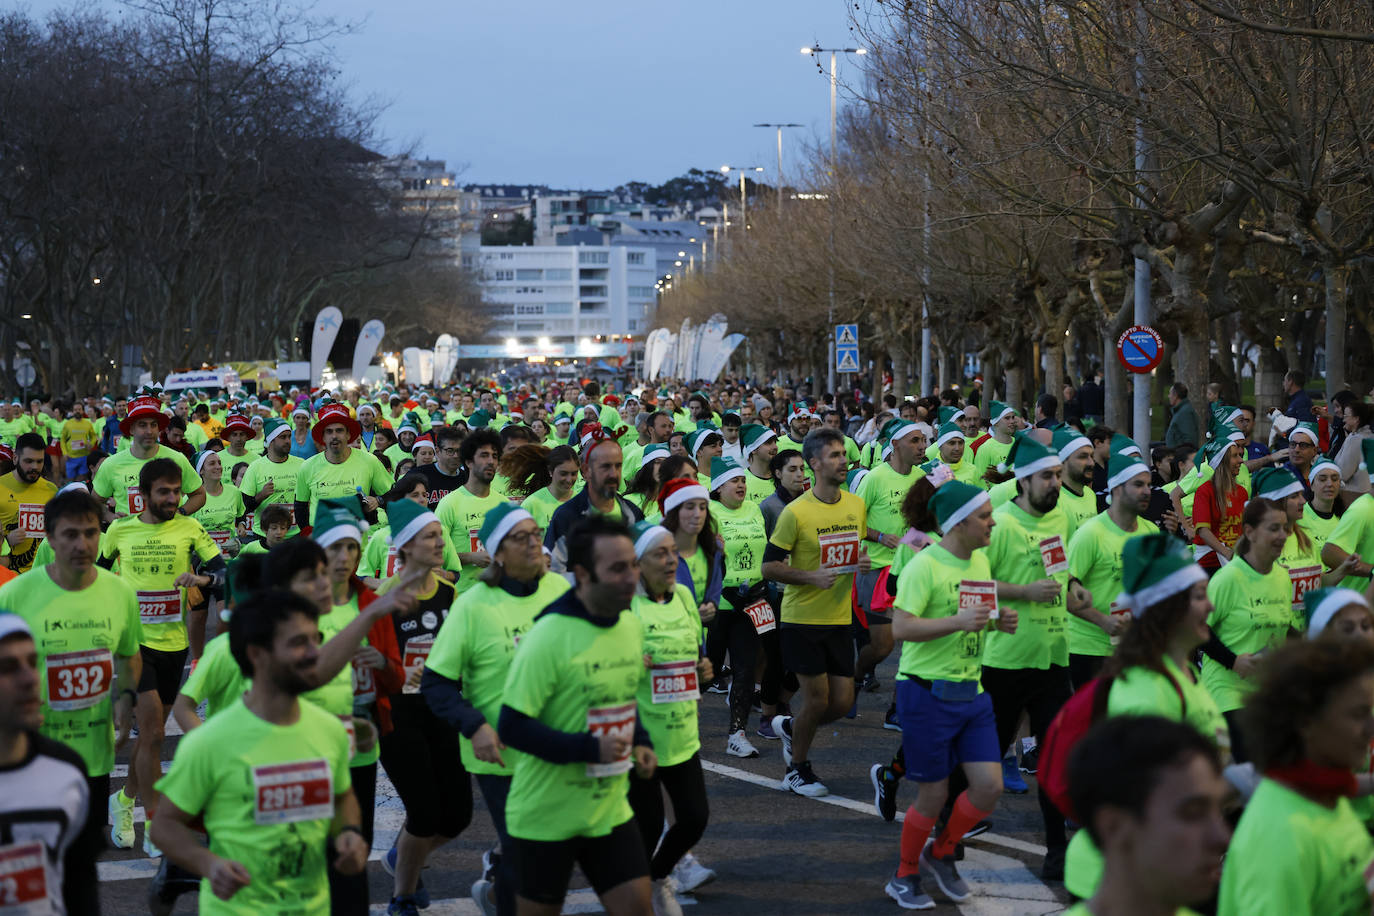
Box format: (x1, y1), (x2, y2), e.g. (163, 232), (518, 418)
(1043, 337), (1064, 411)
(1255, 344), (1286, 448)
(1325, 263), (1348, 398)
(1005, 361), (1025, 415)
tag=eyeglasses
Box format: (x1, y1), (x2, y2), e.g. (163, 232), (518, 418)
(440, 447), (461, 455)
(503, 529), (541, 546)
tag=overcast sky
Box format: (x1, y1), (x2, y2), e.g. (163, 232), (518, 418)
(27, 0), (866, 190)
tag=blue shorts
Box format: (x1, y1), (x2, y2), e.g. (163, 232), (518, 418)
(896, 677), (1000, 782)
(65, 455), (89, 479)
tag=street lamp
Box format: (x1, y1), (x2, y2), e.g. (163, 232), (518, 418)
(801, 44), (866, 395)
(720, 165), (764, 233)
(753, 123), (803, 214)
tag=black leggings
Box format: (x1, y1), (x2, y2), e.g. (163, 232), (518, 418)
(476, 774), (517, 916)
(708, 602), (785, 729)
(379, 697), (472, 838)
(1222, 710), (1250, 763)
(981, 665), (1073, 848)
(627, 753), (710, 881)
(328, 761), (375, 916)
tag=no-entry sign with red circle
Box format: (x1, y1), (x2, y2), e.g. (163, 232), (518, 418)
(1116, 325), (1164, 374)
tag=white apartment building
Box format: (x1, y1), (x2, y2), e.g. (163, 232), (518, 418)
(474, 245), (658, 346)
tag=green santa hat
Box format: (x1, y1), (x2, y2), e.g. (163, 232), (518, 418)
(1305, 587), (1371, 639)
(640, 442), (671, 465)
(396, 412), (421, 437)
(739, 423), (776, 459)
(312, 498), (366, 549)
(477, 501), (533, 556)
(387, 496), (440, 551)
(1051, 424), (1092, 462)
(1109, 433), (1143, 459)
(846, 467), (869, 491)
(710, 456), (746, 491)
(468, 408), (496, 429)
(1311, 456), (1341, 478)
(262, 417), (291, 446)
(937, 406), (960, 425)
(988, 400), (1017, 425)
(1105, 452), (1150, 492)
(630, 519), (673, 560)
(1212, 404), (1245, 427)
(1004, 434), (1061, 480)
(1250, 466), (1304, 502)
(687, 426), (722, 460)
(878, 418), (928, 461)
(1200, 435), (1238, 470)
(1117, 533), (1207, 617)
(929, 479), (989, 532)
(1288, 421), (1320, 446)
(934, 420), (965, 450)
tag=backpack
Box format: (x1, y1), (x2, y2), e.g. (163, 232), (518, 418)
(1039, 670), (1185, 822)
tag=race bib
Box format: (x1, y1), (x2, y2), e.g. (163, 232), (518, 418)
(585, 701), (636, 779)
(126, 486), (145, 516)
(16, 505), (43, 540)
(818, 530), (860, 575)
(650, 660), (700, 704)
(251, 759), (333, 825)
(339, 715), (357, 759)
(402, 635), (433, 695)
(384, 547), (401, 577)
(1288, 565), (1322, 613)
(742, 598), (776, 635)
(137, 589), (181, 626)
(1109, 599), (1131, 646)
(209, 530), (234, 556)
(0, 841), (47, 913)
(1038, 536), (1067, 576)
(352, 661), (376, 706)
(958, 580), (999, 620)
(45, 648), (113, 711)
(468, 528), (482, 553)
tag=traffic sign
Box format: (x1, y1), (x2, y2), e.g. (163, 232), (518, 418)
(1116, 325), (1164, 374)
(835, 346), (860, 373)
(835, 324), (858, 346)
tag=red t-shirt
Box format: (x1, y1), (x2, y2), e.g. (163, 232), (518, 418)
(1192, 479), (1248, 568)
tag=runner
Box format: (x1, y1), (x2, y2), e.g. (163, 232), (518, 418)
(1217, 638), (1374, 916)
(499, 444), (580, 531)
(189, 450), (246, 659)
(884, 479), (1016, 908)
(1190, 436), (1248, 572)
(762, 426), (870, 797)
(293, 403), (391, 528)
(148, 590), (369, 915)
(497, 515), (656, 915)
(760, 449), (806, 536)
(424, 501), (570, 916)
(437, 427), (505, 594)
(1064, 717), (1229, 916)
(361, 473), (461, 583)
(1065, 452), (1159, 688)
(92, 389), (206, 519)
(59, 406), (99, 483)
(627, 520), (712, 916)
(740, 424), (779, 509)
(657, 476), (721, 625)
(415, 425), (465, 510)
(544, 424), (643, 572)
(0, 488), (140, 867)
(624, 444), (671, 516)
(686, 427), (723, 489)
(101, 457), (225, 855)
(1049, 425), (1097, 539)
(217, 414), (256, 484)
(971, 401), (1019, 488)
(0, 432), (57, 574)
(0, 613), (100, 915)
(1321, 438), (1374, 590)
(239, 418), (303, 538)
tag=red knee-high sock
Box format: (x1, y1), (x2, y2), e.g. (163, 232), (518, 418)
(932, 791), (994, 859)
(898, 806), (937, 877)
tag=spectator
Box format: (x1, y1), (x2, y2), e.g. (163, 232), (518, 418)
(1077, 367), (1105, 422)
(1165, 383), (1201, 449)
(1234, 405), (1269, 461)
(1319, 389), (1359, 459)
(1332, 401), (1373, 495)
(1061, 383), (1083, 425)
(1279, 368), (1315, 423)
(1034, 393), (1058, 429)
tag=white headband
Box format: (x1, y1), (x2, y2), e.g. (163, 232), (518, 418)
(1119, 564), (1207, 617)
(940, 489), (990, 533)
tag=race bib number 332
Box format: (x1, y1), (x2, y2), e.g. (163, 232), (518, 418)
(45, 648), (114, 711)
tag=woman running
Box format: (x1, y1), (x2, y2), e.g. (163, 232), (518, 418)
(502, 444), (580, 530)
(760, 450), (806, 536)
(188, 449), (245, 659)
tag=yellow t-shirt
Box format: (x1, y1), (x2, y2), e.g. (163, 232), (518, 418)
(768, 488), (867, 626)
(0, 472), (57, 573)
(59, 418), (98, 458)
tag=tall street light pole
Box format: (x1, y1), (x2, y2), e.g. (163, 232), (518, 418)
(720, 165), (764, 234)
(802, 44), (865, 396)
(753, 123), (802, 215)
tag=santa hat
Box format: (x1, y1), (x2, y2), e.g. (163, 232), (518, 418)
(740, 424), (776, 459)
(410, 435), (436, 455)
(710, 456), (746, 491)
(640, 443), (671, 465)
(929, 480), (989, 532)
(1051, 425), (1092, 462)
(478, 502), (533, 556)
(658, 477), (708, 515)
(1305, 588), (1371, 639)
(988, 400), (1017, 425)
(934, 420), (965, 449)
(1250, 467), (1304, 502)
(0, 613), (32, 644)
(312, 498), (366, 549)
(1004, 434), (1061, 480)
(630, 519), (673, 559)
(1109, 433), (1143, 459)
(846, 467), (869, 491)
(262, 417), (291, 445)
(396, 413), (421, 437)
(387, 497), (440, 551)
(311, 403), (362, 445)
(1118, 533), (1207, 617)
(1289, 421), (1320, 446)
(687, 427), (722, 460)
(1106, 452), (1150, 491)
(222, 414), (252, 435)
(120, 390), (170, 436)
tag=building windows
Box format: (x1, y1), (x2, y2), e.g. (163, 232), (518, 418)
(580, 285), (608, 298)
(515, 269), (543, 280)
(628, 319), (637, 330)
(514, 286), (544, 294)
(578, 251), (609, 264)
(492, 270), (514, 281)
(545, 303), (573, 315)
(628, 286), (654, 297)
(515, 304), (543, 315)
(627, 252), (645, 264)
(545, 268), (572, 280)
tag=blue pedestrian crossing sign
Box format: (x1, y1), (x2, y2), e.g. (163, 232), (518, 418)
(835, 346), (860, 373)
(835, 324), (858, 346)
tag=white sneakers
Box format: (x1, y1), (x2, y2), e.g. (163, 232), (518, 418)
(651, 877), (684, 916)
(726, 730), (760, 758)
(108, 791), (135, 849)
(671, 852), (717, 891)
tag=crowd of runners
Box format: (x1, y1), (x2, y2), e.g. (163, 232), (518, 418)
(0, 370), (1371, 915)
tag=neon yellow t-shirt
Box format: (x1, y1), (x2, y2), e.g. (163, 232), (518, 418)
(630, 584), (704, 767)
(894, 543), (993, 687)
(59, 418), (97, 458)
(1326, 493), (1374, 591)
(99, 514), (220, 652)
(855, 461), (923, 568)
(293, 448), (391, 522)
(983, 502), (1071, 670)
(710, 500), (767, 596)
(239, 454), (304, 536)
(179, 632), (249, 722)
(1201, 556), (1293, 712)
(435, 487), (506, 593)
(1066, 513), (1159, 657)
(521, 486), (569, 532)
(92, 445), (203, 517)
(769, 489), (867, 626)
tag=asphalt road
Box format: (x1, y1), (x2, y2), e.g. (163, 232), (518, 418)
(97, 651), (1073, 915)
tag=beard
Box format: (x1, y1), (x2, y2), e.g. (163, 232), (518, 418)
(1029, 487), (1061, 513)
(272, 661), (315, 696)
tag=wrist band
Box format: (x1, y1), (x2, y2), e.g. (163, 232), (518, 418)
(336, 825), (364, 839)
(119, 689), (137, 703)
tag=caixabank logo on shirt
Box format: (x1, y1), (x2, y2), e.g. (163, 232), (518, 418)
(581, 653), (642, 696)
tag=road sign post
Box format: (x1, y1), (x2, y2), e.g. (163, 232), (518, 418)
(835, 324), (860, 377)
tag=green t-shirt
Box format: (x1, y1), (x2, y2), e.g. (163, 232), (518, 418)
(988, 477), (1018, 509)
(359, 523), (461, 579)
(30, 538), (53, 569)
(180, 632), (249, 722)
(293, 448), (391, 522)
(983, 502), (1072, 670)
(1062, 905), (1200, 916)
(436, 486), (506, 593)
(93, 445), (204, 516)
(744, 470), (775, 510)
(1218, 778), (1374, 916)
(1057, 483), (1100, 543)
(1202, 557), (1293, 713)
(239, 455), (305, 536)
(427, 574), (570, 776)
(1326, 493), (1374, 591)
(620, 442), (644, 487)
(218, 451), (254, 487)
(99, 514), (221, 652)
(630, 585), (705, 767)
(1, 568), (141, 776)
(522, 486), (569, 532)
(1066, 513), (1159, 657)
(972, 436), (1013, 490)
(894, 543), (993, 687)
(0, 415), (32, 447)
(192, 485), (245, 559)
(156, 699), (351, 916)
(683, 548), (708, 603)
(709, 500), (767, 595)
(1278, 530), (1326, 628)
(855, 461), (923, 568)
(501, 606), (646, 842)
(183, 422), (208, 450)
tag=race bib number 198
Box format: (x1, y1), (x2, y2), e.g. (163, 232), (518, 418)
(16, 504), (44, 540)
